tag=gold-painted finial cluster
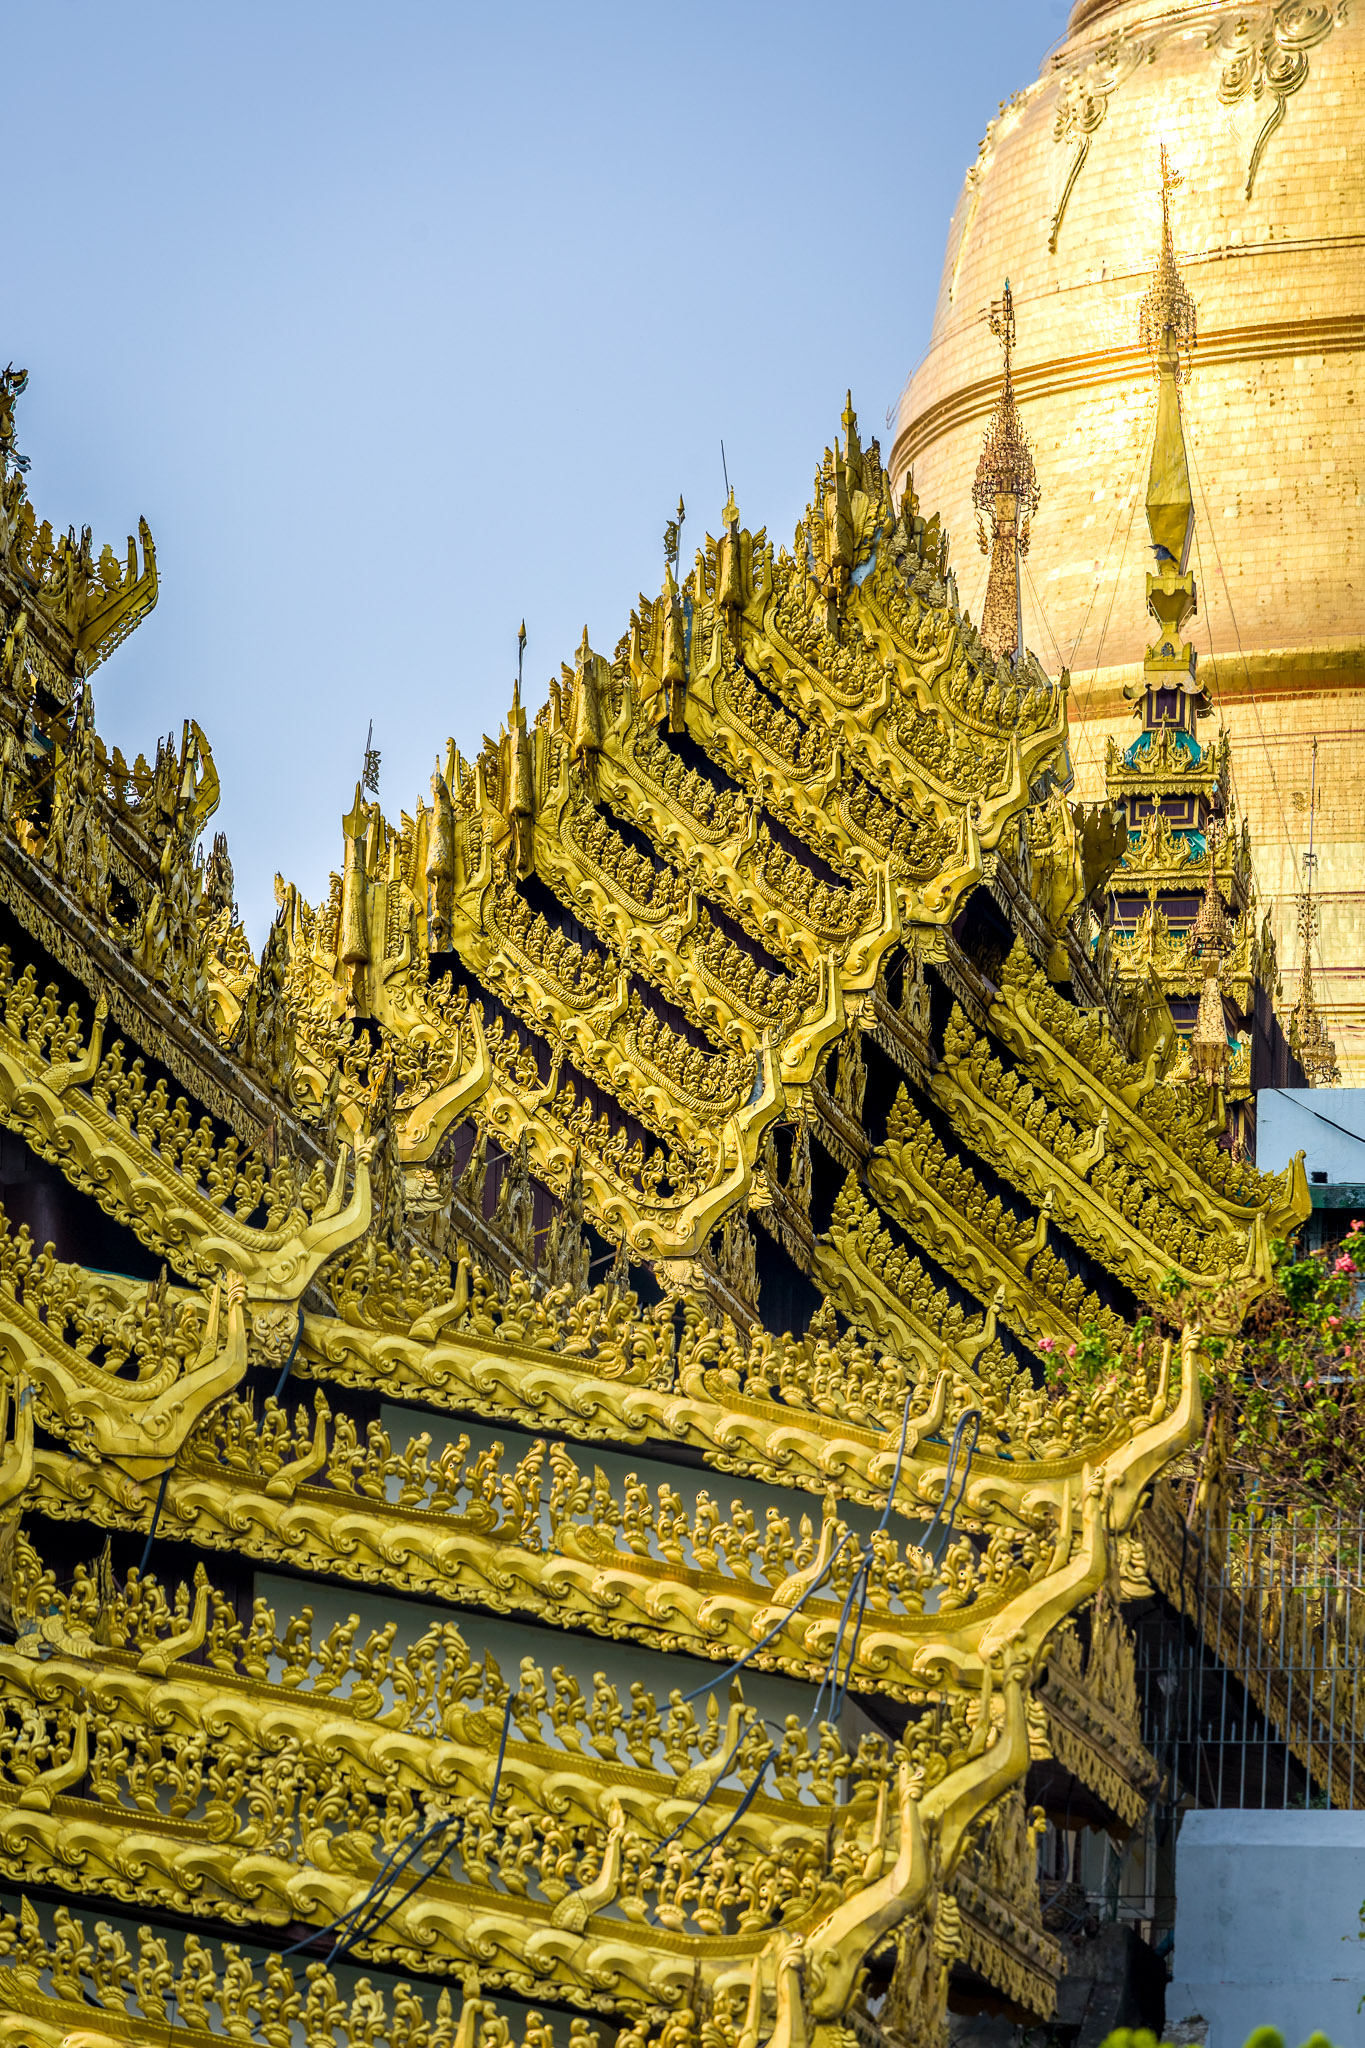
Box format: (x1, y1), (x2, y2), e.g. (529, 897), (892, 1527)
(972, 280), (1040, 667)
(1289, 742), (1340, 1086)
(1289, 887), (1340, 1087)
(1138, 143), (1198, 382)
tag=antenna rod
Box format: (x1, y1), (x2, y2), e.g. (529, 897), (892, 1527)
(720, 439), (730, 503)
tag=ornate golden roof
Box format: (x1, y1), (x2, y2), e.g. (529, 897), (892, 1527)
(0, 371), (1311, 2048)
(0, 366), (157, 681)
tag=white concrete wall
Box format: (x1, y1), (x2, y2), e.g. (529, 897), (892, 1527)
(1168, 1810), (1365, 2048)
(1257, 1088), (1365, 1184)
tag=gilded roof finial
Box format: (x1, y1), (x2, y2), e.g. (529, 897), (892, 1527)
(1189, 961), (1230, 1088)
(972, 279), (1039, 667)
(1138, 146), (1198, 384)
(0, 363), (30, 477)
(1140, 150), (1197, 571)
(720, 440), (738, 531)
(664, 497), (685, 574)
(1289, 738), (1340, 1086)
(362, 719), (381, 796)
(1189, 817), (1232, 964)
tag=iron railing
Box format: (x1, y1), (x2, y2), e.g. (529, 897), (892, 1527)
(1137, 1486), (1365, 1811)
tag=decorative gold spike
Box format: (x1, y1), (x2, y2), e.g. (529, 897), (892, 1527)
(972, 280), (1038, 666)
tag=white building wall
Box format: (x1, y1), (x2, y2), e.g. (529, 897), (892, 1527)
(1168, 1810), (1365, 2048)
(1258, 1088), (1365, 1184)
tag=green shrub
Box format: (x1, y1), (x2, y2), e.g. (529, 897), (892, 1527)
(1097, 2030), (1337, 2048)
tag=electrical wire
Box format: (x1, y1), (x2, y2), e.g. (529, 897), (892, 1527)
(488, 1689), (514, 1809)
(327, 1810), (464, 1962)
(685, 1750), (773, 1862)
(919, 1409), (983, 1564)
(277, 1706), (512, 1968)
(272, 1306), (306, 1401)
(1017, 548), (1082, 789)
(876, 1386), (920, 1535)
(1266, 1088), (1365, 1154)
(1021, 554), (1068, 678)
(278, 1828), (430, 1963)
(1184, 425), (1347, 1047)
(640, 1387), (925, 1887)
(138, 1467), (172, 1574)
(329, 1689), (518, 1963)
(331, 1690), (516, 1962)
(676, 1528), (859, 1706)
(1185, 426), (1297, 880)
(809, 1550), (874, 1731)
(651, 1725), (757, 1857)
(324, 1813), (459, 1962)
(327, 1393), (924, 1942)
(1066, 417), (1154, 682)
(1080, 475), (1146, 746)
(807, 1387), (922, 1729)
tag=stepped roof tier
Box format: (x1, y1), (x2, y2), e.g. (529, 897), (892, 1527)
(0, 364), (1311, 2048)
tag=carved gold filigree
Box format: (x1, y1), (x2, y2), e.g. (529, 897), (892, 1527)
(1211, 0), (1347, 198)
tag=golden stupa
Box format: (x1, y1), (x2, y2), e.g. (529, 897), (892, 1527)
(891, 0), (1365, 1077)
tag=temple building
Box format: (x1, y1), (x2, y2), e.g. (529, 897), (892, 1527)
(0, 125), (1346, 2048)
(892, 0), (1365, 1079)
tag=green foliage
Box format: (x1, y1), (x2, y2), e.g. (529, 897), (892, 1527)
(1242, 2032), (1338, 2048)
(1097, 2032), (1337, 2048)
(1205, 1220), (1365, 1517)
(1041, 1316), (1150, 1393)
(1280, 1258), (1326, 1312)
(1042, 1218), (1365, 1517)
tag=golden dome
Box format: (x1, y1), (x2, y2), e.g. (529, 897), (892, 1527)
(892, 0), (1365, 1077)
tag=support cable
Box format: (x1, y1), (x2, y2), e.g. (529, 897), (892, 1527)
(1185, 427), (1346, 1044)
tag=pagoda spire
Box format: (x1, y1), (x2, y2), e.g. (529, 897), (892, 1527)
(1134, 147), (1202, 735)
(1102, 155), (1241, 1118)
(972, 280), (1039, 667)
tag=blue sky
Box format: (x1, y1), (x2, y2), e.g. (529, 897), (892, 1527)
(10, 2), (1062, 939)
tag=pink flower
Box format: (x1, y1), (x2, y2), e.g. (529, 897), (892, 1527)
(1353, 1220), (1364, 1234)
(1067, 1343), (1078, 1359)
(1334, 1255), (1357, 1275)
(1038, 1336), (1056, 1353)
(1328, 1316), (1341, 1329)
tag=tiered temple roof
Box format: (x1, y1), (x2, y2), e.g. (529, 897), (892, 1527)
(0, 185), (1314, 2048)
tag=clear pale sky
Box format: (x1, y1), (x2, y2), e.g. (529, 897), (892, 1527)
(10, 2), (1062, 940)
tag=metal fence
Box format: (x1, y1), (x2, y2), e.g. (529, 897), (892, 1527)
(1136, 1496), (1365, 1812)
